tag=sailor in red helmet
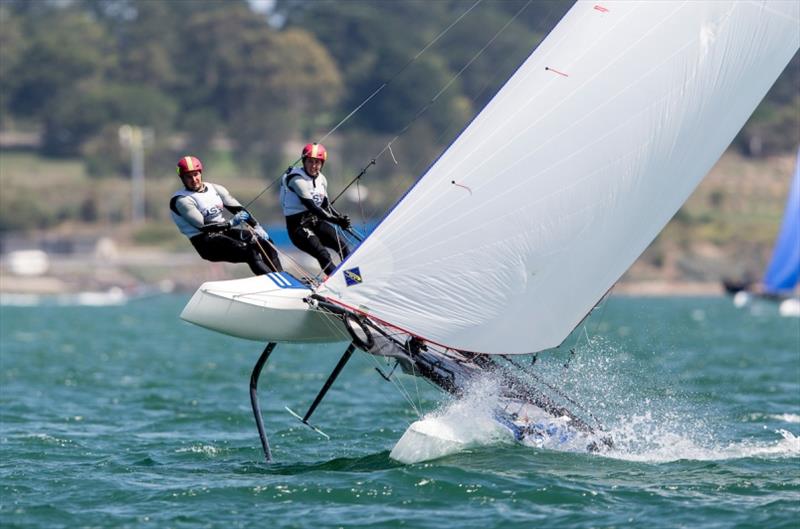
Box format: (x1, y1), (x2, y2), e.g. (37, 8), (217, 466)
(170, 155), (282, 275)
(280, 143), (351, 275)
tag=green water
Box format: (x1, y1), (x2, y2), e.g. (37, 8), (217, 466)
(1, 295), (798, 528)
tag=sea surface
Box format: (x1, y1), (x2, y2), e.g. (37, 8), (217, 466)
(1, 294), (798, 529)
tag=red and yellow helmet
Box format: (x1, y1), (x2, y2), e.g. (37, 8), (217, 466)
(301, 143), (327, 163)
(176, 155), (203, 176)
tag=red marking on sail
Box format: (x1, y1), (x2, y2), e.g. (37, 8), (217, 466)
(451, 180), (473, 195)
(545, 66), (569, 77)
(594, 5), (609, 13)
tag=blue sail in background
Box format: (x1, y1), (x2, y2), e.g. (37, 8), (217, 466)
(762, 148), (800, 295)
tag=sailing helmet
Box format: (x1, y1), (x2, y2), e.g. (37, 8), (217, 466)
(301, 143), (327, 164)
(176, 155), (203, 176)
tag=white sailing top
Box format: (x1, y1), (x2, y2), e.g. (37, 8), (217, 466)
(280, 167), (329, 216)
(171, 183), (240, 238)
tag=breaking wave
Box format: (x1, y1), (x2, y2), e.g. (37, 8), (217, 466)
(402, 341), (800, 463)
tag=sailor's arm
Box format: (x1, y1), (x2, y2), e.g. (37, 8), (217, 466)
(321, 197), (350, 228)
(215, 183), (259, 227)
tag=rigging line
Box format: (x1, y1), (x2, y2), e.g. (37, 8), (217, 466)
(392, 374), (423, 418)
(304, 295), (361, 345)
(357, 181), (369, 235)
(438, 2), (681, 195)
(344, 318), (426, 416)
(419, 0), (557, 158)
(330, 160), (375, 205)
(249, 230), (281, 274)
(348, 0), (546, 224)
(315, 308), (353, 344)
(378, 339), (427, 417)
(353, 180), (367, 233)
(244, 0), (483, 211)
(238, 208), (357, 283)
(567, 285), (613, 365)
(381, 333), (445, 417)
(364, 3), (632, 233)
(364, 352), (422, 417)
(395, 370), (423, 418)
(317, 0), (484, 145)
(330, 223), (347, 264)
(241, 168), (289, 210)
(247, 226), (320, 284)
(500, 354), (605, 429)
(432, 0), (535, 102)
(408, 0), (559, 180)
(397, 0), (535, 135)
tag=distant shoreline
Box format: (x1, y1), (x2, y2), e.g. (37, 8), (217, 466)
(1, 246), (728, 297)
(613, 280), (723, 297)
(1, 271), (725, 298)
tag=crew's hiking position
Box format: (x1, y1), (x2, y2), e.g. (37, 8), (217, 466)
(280, 143), (351, 275)
(170, 155), (282, 275)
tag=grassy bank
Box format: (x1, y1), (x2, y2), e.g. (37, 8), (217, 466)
(1, 148), (796, 287)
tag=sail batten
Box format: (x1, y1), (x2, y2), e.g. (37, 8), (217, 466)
(319, 0), (800, 354)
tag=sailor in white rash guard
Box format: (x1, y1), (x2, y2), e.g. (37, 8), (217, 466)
(170, 155), (282, 275)
(280, 143), (351, 275)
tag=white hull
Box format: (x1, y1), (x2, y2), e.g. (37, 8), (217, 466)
(390, 403), (598, 464)
(733, 291), (752, 308)
(180, 273), (349, 343)
(390, 416), (511, 464)
(779, 298), (800, 318)
(731, 291), (800, 318)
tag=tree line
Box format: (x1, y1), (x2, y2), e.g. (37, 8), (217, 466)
(1, 0), (797, 183)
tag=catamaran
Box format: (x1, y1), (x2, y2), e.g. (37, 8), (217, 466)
(181, 0), (800, 463)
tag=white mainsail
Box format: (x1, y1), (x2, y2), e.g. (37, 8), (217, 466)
(318, 0), (799, 355)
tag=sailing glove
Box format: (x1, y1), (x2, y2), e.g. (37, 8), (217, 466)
(335, 215), (351, 229)
(253, 225), (269, 240)
(230, 211), (250, 226)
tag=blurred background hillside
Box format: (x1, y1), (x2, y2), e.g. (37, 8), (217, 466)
(0, 0), (798, 296)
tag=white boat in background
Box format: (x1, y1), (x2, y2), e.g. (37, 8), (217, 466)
(1, 281), (174, 307)
(180, 1), (800, 463)
(0, 287), (128, 307)
(6, 250), (49, 277)
(778, 298), (800, 318)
